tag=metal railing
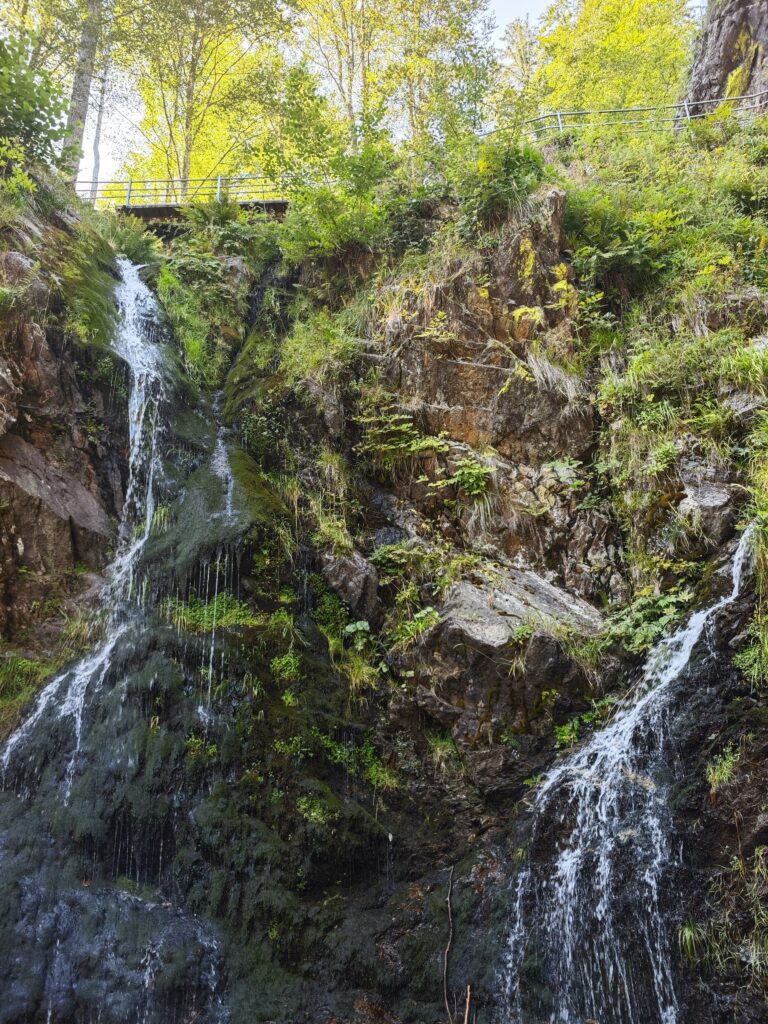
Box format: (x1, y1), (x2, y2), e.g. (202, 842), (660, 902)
(517, 89), (768, 139)
(75, 90), (768, 209)
(74, 174), (287, 208)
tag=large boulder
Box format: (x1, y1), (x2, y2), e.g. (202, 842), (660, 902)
(393, 566), (604, 796)
(676, 457), (738, 552)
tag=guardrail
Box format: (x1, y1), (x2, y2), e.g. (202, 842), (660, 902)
(74, 174), (286, 208)
(515, 88), (768, 139)
(76, 89), (768, 209)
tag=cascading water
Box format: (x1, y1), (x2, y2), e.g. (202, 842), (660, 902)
(0, 259), (229, 1022)
(2, 259), (164, 787)
(500, 527), (755, 1024)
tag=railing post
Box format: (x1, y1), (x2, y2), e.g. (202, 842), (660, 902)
(556, 111), (564, 133)
(683, 100), (691, 121)
(216, 175), (223, 202)
(125, 179), (133, 207)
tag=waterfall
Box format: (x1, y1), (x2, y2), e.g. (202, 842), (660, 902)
(500, 527), (755, 1024)
(0, 259), (229, 1021)
(211, 392), (236, 525)
(2, 259), (164, 787)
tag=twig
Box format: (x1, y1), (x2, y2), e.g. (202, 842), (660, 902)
(463, 985), (472, 1024)
(443, 865), (455, 1024)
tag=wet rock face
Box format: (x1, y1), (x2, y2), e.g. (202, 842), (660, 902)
(662, 595), (768, 1024)
(0, 251), (127, 641)
(390, 567), (602, 797)
(686, 1), (768, 110)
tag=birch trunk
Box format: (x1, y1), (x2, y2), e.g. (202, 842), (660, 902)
(65, 0), (102, 178)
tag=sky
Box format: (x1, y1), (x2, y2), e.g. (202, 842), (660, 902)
(488, 0), (551, 38)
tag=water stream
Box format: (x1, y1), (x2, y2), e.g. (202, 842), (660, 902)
(2, 259), (165, 787)
(499, 527), (754, 1024)
(0, 259), (229, 1022)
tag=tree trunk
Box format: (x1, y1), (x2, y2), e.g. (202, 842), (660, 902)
(65, 0), (102, 179)
(90, 63), (109, 200)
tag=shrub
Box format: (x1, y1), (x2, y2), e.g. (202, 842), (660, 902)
(95, 213), (163, 274)
(0, 138), (35, 203)
(449, 139), (544, 236)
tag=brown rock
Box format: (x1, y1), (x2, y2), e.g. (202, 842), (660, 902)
(320, 547), (380, 621)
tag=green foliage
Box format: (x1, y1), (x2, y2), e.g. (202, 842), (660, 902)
(157, 264), (211, 385)
(0, 655), (55, 739)
(0, 139), (35, 206)
(360, 733), (397, 791)
(296, 793), (338, 829)
(185, 735), (218, 760)
(389, 606), (440, 649)
(280, 141), (393, 262)
(603, 587), (694, 655)
(270, 650), (302, 683)
(439, 456), (495, 498)
(427, 731), (461, 775)
(690, 846), (768, 990)
(356, 406), (449, 480)
(705, 743), (741, 792)
(59, 227), (119, 348)
(96, 214), (163, 275)
(448, 139), (544, 237)
(537, 0), (695, 113)
(555, 697), (617, 749)
(0, 33), (66, 164)
(162, 591), (259, 633)
(280, 307), (359, 390)
(182, 204), (281, 275)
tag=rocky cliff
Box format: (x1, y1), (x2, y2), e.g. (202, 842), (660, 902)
(0, 205), (128, 737)
(4, 15), (768, 1017)
(687, 0), (768, 108)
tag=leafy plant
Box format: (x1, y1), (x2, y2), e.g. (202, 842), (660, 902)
(389, 606), (440, 649)
(705, 743), (740, 792)
(0, 33), (66, 164)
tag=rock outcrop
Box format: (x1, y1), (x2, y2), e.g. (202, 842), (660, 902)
(0, 248), (126, 642)
(686, 0), (768, 111)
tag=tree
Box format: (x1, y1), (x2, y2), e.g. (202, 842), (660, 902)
(536, 0), (696, 112)
(492, 16), (542, 127)
(380, 0), (495, 144)
(294, 0), (494, 147)
(0, 33), (67, 163)
(294, 0), (387, 145)
(64, 0), (103, 169)
(120, 0), (283, 185)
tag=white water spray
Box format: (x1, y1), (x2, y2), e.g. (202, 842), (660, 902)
(500, 527), (755, 1024)
(211, 393), (236, 524)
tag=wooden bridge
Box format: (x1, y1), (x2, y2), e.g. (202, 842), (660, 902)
(74, 175), (288, 220)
